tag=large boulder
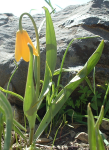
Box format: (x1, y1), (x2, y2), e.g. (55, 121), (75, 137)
(0, 0), (109, 105)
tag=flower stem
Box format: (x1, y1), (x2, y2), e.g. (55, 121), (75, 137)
(29, 127), (34, 145)
(19, 12), (40, 101)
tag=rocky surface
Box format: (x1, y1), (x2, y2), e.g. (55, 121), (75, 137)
(0, 0), (109, 105)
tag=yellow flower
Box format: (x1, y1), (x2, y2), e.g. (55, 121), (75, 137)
(15, 30), (38, 62)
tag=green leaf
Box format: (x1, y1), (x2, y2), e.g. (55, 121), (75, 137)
(0, 113), (3, 149)
(53, 68), (79, 76)
(56, 36), (100, 94)
(95, 105), (104, 129)
(96, 130), (105, 150)
(87, 103), (97, 150)
(23, 44), (36, 128)
(91, 99), (98, 111)
(24, 44), (35, 115)
(95, 106), (105, 150)
(13, 119), (27, 132)
(103, 83), (109, 106)
(104, 99), (109, 116)
(0, 86), (23, 101)
(37, 7), (57, 109)
(6, 61), (18, 98)
(99, 130), (109, 146)
(0, 91), (13, 150)
(34, 40), (104, 140)
(88, 105), (105, 150)
(13, 125), (27, 143)
(85, 40), (104, 75)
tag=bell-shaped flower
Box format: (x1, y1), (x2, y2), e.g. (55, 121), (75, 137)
(15, 29), (38, 62)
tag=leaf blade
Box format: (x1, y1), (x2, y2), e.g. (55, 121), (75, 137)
(0, 91), (13, 150)
(87, 103), (97, 150)
(37, 7), (57, 109)
(34, 40), (104, 140)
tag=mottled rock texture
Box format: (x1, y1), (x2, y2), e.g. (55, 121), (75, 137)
(0, 0), (109, 105)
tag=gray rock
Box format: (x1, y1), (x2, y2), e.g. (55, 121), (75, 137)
(101, 119), (109, 130)
(0, 0), (109, 105)
(11, 105), (24, 125)
(75, 132), (88, 143)
(3, 82), (23, 106)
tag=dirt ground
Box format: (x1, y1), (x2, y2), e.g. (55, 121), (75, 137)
(37, 123), (89, 150)
(2, 121), (109, 150)
(35, 123), (109, 150)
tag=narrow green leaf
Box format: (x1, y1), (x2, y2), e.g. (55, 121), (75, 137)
(0, 107), (5, 120)
(44, 0), (55, 12)
(56, 36), (99, 94)
(0, 91), (13, 150)
(23, 44), (36, 129)
(88, 105), (105, 150)
(0, 113), (3, 150)
(13, 125), (27, 142)
(37, 7), (57, 109)
(84, 40), (104, 75)
(93, 67), (96, 94)
(13, 119), (27, 132)
(34, 40), (104, 140)
(0, 86), (23, 101)
(85, 76), (94, 93)
(95, 105), (104, 128)
(53, 68), (80, 76)
(95, 111), (105, 150)
(103, 83), (109, 106)
(23, 44), (36, 116)
(95, 128), (105, 150)
(6, 61), (18, 98)
(87, 103), (97, 150)
(99, 130), (109, 146)
(104, 99), (109, 116)
(94, 106), (105, 149)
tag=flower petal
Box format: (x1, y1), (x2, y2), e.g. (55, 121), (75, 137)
(24, 31), (39, 56)
(21, 31), (30, 62)
(15, 30), (39, 62)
